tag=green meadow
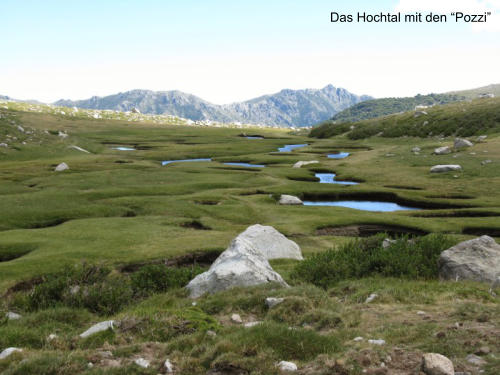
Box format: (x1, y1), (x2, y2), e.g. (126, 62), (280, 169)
(0, 101), (499, 374)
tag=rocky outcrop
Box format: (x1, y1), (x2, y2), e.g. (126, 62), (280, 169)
(454, 138), (473, 149)
(439, 235), (500, 283)
(279, 195), (303, 205)
(430, 165), (462, 173)
(421, 353), (454, 375)
(293, 161), (318, 168)
(186, 225), (301, 298)
(236, 224), (303, 260)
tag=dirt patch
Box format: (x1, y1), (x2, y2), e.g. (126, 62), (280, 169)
(119, 249), (222, 273)
(181, 220), (212, 230)
(316, 224), (428, 237)
(463, 227), (500, 237)
(384, 185), (424, 191)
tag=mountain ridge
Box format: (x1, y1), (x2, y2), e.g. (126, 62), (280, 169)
(54, 85), (372, 127)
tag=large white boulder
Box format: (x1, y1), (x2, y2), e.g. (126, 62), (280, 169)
(277, 361), (298, 372)
(80, 320), (115, 338)
(237, 224), (302, 260)
(439, 236), (500, 283)
(186, 237), (288, 298)
(430, 165), (462, 173)
(454, 138), (473, 149)
(421, 353), (454, 375)
(293, 161), (318, 168)
(279, 195), (303, 205)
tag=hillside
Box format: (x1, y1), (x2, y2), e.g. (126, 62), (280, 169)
(54, 85), (371, 127)
(448, 83), (500, 100)
(310, 97), (500, 139)
(326, 93), (465, 124)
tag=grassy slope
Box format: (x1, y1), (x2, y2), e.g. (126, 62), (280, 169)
(448, 83), (500, 99)
(0, 101), (499, 374)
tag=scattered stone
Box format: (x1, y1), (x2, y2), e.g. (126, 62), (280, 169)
(417, 311), (426, 316)
(475, 346), (490, 356)
(134, 358), (150, 368)
(87, 362), (94, 368)
(382, 238), (396, 248)
(293, 160), (319, 168)
(164, 359), (174, 373)
(97, 351), (113, 359)
(47, 334), (58, 341)
(385, 153), (395, 157)
(368, 339), (386, 346)
(476, 135), (487, 142)
(0, 347), (22, 360)
(16, 125), (25, 133)
(6, 311), (21, 320)
(266, 297), (285, 308)
(469, 152), (476, 155)
(481, 160), (492, 165)
(236, 224), (303, 260)
(244, 321), (262, 328)
(466, 354), (486, 366)
(438, 235), (500, 283)
(277, 361), (298, 372)
(365, 293), (378, 303)
(79, 320), (115, 338)
(206, 330), (217, 337)
(231, 314), (243, 324)
(68, 145), (90, 153)
(55, 162), (69, 172)
(279, 194), (303, 205)
(0, 143), (7, 148)
(58, 131), (68, 138)
(353, 336), (364, 342)
(421, 353), (454, 375)
(430, 165), (462, 173)
(434, 146), (452, 155)
(454, 138), (473, 149)
(412, 147), (421, 153)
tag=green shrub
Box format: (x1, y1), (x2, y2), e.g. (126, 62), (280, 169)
(292, 234), (456, 288)
(131, 264), (205, 295)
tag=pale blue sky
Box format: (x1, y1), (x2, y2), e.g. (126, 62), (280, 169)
(1, 0), (499, 103)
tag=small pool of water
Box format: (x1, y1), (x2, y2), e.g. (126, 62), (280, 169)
(113, 147), (136, 151)
(162, 158), (212, 166)
(303, 200), (421, 212)
(224, 162), (265, 168)
(316, 173), (358, 185)
(246, 136), (263, 140)
(327, 152), (350, 159)
(278, 144), (308, 152)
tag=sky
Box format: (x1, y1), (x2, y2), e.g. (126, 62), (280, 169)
(1, 0), (499, 103)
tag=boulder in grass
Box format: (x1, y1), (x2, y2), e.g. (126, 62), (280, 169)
(0, 348), (22, 360)
(54, 162), (69, 172)
(430, 165), (461, 173)
(293, 161), (318, 168)
(80, 320), (115, 338)
(438, 235), (500, 283)
(454, 138), (473, 149)
(279, 195), (303, 205)
(278, 361), (298, 372)
(421, 353), (454, 375)
(434, 146), (452, 155)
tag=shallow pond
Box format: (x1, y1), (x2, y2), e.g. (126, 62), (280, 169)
(246, 136), (263, 139)
(113, 147), (136, 151)
(224, 162), (265, 168)
(303, 200), (421, 212)
(327, 152), (350, 159)
(162, 158), (212, 166)
(315, 173), (358, 185)
(278, 144), (308, 152)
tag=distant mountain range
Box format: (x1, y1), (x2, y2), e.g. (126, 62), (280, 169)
(54, 85), (372, 127)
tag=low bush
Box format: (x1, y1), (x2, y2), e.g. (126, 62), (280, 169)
(131, 264), (205, 295)
(292, 234), (456, 288)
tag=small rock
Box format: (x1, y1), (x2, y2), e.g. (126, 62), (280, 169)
(417, 311), (426, 316)
(279, 194), (303, 205)
(0, 347), (22, 360)
(6, 311), (21, 320)
(265, 297), (284, 308)
(414, 111), (428, 117)
(244, 321), (262, 328)
(206, 330), (217, 337)
(365, 293), (378, 303)
(434, 146), (451, 155)
(55, 162), (69, 172)
(277, 361), (298, 372)
(231, 314), (243, 324)
(382, 239), (396, 249)
(293, 161), (319, 168)
(412, 147), (421, 153)
(17, 125), (25, 133)
(191, 302), (197, 306)
(353, 336), (364, 342)
(476, 135), (487, 142)
(58, 131), (68, 138)
(385, 153), (395, 157)
(368, 339), (386, 346)
(164, 359), (174, 373)
(430, 165), (462, 173)
(87, 362), (94, 368)
(454, 138), (473, 149)
(134, 358), (150, 368)
(47, 334), (58, 341)
(466, 354), (486, 366)
(79, 320), (115, 338)
(475, 346), (490, 356)
(481, 160), (492, 165)
(0, 143), (8, 148)
(421, 353), (454, 375)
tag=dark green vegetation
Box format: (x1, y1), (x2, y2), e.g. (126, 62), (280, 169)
(1, 100), (499, 374)
(311, 97), (500, 139)
(325, 93), (464, 124)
